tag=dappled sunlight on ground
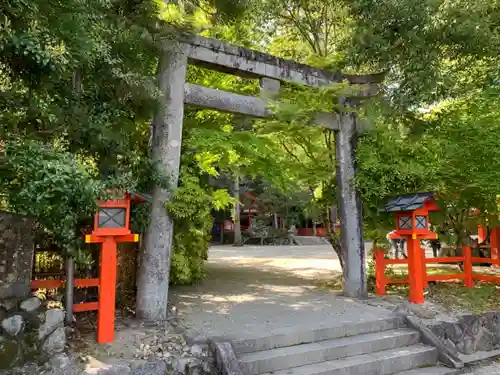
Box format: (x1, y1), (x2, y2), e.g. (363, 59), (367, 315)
(169, 244), (392, 340)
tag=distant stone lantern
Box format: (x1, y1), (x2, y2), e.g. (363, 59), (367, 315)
(382, 192), (440, 303)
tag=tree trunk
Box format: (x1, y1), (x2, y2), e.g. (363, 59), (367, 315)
(136, 44), (187, 321)
(233, 175), (243, 247)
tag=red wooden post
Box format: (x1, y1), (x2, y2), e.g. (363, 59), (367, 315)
(490, 227), (500, 263)
(420, 246), (428, 288)
(407, 237), (425, 304)
(463, 245), (473, 288)
(374, 249), (386, 296)
(97, 236), (118, 344)
(478, 225), (487, 244)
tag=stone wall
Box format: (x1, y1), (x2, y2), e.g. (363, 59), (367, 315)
(0, 211), (35, 300)
(428, 312), (500, 356)
(0, 295), (67, 370)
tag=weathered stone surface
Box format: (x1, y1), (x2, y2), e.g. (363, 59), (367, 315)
(131, 361), (167, 375)
(336, 109), (365, 298)
(172, 356), (192, 373)
(463, 337), (474, 355)
(183, 35), (383, 88)
(135, 44), (187, 322)
(444, 338), (457, 354)
(0, 212), (35, 294)
(0, 298), (19, 312)
(425, 312), (500, 356)
(50, 352), (71, 370)
(20, 297), (42, 312)
(0, 337), (21, 370)
(42, 327), (66, 356)
(1, 315), (24, 336)
(209, 340), (244, 375)
(186, 360), (203, 375)
(474, 327), (497, 352)
(0, 283), (30, 300)
(394, 302), (438, 320)
(190, 344), (204, 357)
(404, 315), (463, 369)
(442, 321), (463, 342)
(184, 83), (341, 130)
(39, 309), (65, 340)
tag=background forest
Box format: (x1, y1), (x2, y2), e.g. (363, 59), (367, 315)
(1, 0), (500, 287)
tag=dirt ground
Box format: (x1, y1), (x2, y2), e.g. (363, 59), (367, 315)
(169, 244), (392, 341)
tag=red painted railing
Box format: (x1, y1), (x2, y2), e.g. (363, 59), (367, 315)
(31, 278), (99, 313)
(374, 246), (499, 298)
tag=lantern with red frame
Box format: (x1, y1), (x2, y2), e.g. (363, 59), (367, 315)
(84, 191), (149, 344)
(93, 199), (131, 237)
(383, 192), (440, 240)
(92, 191), (150, 237)
(381, 192), (440, 304)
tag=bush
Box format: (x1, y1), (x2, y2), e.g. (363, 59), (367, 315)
(1, 139), (103, 254)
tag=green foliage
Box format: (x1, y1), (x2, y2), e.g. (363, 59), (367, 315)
(357, 86), (500, 244)
(1, 139), (103, 254)
(345, 0), (500, 109)
(167, 168), (232, 284)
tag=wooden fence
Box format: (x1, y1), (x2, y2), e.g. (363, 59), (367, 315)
(374, 246), (500, 296)
(32, 247), (100, 308)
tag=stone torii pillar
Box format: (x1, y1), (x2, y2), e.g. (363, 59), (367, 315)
(336, 107), (366, 297)
(138, 36), (383, 320)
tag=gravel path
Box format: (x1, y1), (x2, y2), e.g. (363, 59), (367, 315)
(169, 244), (393, 341)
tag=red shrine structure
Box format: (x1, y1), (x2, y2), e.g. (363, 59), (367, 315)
(382, 192), (440, 303)
(84, 191), (145, 343)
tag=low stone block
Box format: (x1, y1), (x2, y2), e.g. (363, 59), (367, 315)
(39, 309), (65, 340)
(463, 337), (474, 355)
(208, 340), (244, 375)
(50, 352), (71, 370)
(42, 327), (66, 356)
(474, 327), (497, 352)
(20, 297), (42, 313)
(172, 356), (192, 373)
(1, 315), (24, 337)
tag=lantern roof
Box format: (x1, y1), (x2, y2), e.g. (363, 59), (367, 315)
(380, 192), (437, 213)
(125, 190), (151, 204)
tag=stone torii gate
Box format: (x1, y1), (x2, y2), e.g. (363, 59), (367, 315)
(136, 34), (383, 320)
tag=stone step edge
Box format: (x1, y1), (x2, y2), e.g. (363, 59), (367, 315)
(394, 366), (460, 375)
(232, 316), (401, 355)
(238, 329), (420, 375)
(259, 344), (438, 375)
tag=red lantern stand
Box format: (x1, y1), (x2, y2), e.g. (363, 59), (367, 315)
(85, 194), (140, 344)
(388, 199), (439, 304)
(477, 224), (500, 263)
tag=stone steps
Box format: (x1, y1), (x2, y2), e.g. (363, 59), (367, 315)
(233, 316), (445, 375)
(293, 236), (330, 246)
(394, 367), (459, 375)
(232, 317), (400, 355)
(239, 329), (420, 375)
(257, 345), (438, 375)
